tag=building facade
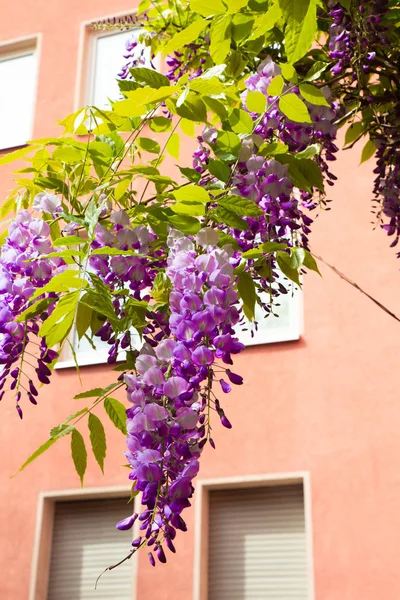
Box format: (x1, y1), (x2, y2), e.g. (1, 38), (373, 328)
(1, 1), (400, 599)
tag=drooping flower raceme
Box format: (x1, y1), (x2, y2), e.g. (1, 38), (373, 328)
(0, 210), (64, 417)
(117, 229), (244, 564)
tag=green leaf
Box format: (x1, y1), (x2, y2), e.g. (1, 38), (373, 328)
(16, 438), (57, 475)
(295, 143), (321, 159)
(115, 177), (131, 201)
(166, 132), (180, 159)
(130, 67), (170, 89)
(104, 398), (127, 435)
(190, 0), (226, 17)
(137, 137), (161, 154)
(218, 195), (263, 217)
(344, 121), (366, 146)
(53, 146), (84, 163)
(303, 61), (330, 82)
(226, 51), (246, 78)
(267, 75), (285, 97)
(276, 251), (301, 286)
(229, 108), (254, 134)
(237, 271), (256, 321)
(227, 0), (249, 12)
(199, 64), (227, 79)
(88, 414), (107, 474)
(175, 93), (207, 122)
(210, 207), (249, 230)
(178, 166), (201, 183)
(278, 154), (324, 192)
(246, 91), (267, 114)
(208, 158), (231, 182)
(39, 292), (79, 338)
(303, 250), (321, 276)
(149, 116), (173, 132)
(173, 184), (211, 203)
(113, 86), (178, 117)
(210, 15), (232, 64)
(190, 77), (225, 96)
(216, 131), (242, 157)
(76, 296), (93, 340)
(280, 63), (298, 83)
(180, 119), (196, 137)
(337, 0), (350, 9)
(279, 0), (317, 64)
(203, 96), (229, 121)
(171, 202), (205, 216)
(50, 424), (75, 439)
(232, 14), (254, 43)
(168, 214), (201, 234)
(360, 139), (376, 164)
(15, 297), (56, 323)
(74, 386), (114, 399)
(249, 3), (282, 39)
(0, 145), (36, 166)
(163, 18), (207, 54)
(299, 83), (330, 106)
(279, 94), (312, 123)
(258, 141), (289, 156)
(53, 235), (84, 247)
(71, 429), (87, 485)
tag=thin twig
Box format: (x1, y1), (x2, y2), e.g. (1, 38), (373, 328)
(313, 253), (400, 323)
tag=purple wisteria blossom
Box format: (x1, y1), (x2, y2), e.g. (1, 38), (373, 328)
(119, 230), (245, 564)
(0, 211), (64, 417)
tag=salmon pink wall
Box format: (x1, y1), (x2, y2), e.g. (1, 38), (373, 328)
(1, 2), (400, 600)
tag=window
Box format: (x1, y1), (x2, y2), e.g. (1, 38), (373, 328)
(89, 29), (151, 109)
(236, 286), (302, 346)
(208, 483), (309, 600)
(47, 497), (133, 600)
(0, 40), (38, 150)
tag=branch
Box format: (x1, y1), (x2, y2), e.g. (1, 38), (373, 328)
(312, 253), (400, 324)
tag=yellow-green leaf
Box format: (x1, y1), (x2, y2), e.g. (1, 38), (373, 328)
(267, 75), (285, 97)
(360, 139), (376, 164)
(71, 429), (87, 485)
(173, 184), (211, 203)
(88, 414), (107, 474)
(279, 94), (312, 123)
(166, 132), (180, 159)
(299, 83), (330, 106)
(246, 91), (267, 114)
(163, 19), (207, 54)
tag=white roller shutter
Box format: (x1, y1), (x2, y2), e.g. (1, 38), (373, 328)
(208, 484), (308, 600)
(47, 498), (133, 600)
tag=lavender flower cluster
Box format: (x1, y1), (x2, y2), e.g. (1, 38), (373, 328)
(0, 204), (64, 417)
(193, 57), (338, 267)
(116, 228), (244, 564)
(89, 211), (164, 363)
(328, 0), (388, 77)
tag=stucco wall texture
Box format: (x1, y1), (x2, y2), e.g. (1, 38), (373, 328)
(1, 2), (400, 599)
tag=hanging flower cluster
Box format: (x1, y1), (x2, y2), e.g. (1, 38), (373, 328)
(0, 206), (64, 417)
(328, 0), (388, 77)
(117, 229), (244, 564)
(373, 125), (400, 253)
(192, 57), (339, 298)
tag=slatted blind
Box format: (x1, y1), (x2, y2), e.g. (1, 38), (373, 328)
(47, 498), (133, 600)
(208, 484), (308, 600)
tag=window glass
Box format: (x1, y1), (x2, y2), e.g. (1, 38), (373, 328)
(0, 50), (37, 150)
(91, 30), (151, 108)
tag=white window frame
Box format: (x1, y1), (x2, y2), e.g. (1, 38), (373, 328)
(29, 485), (138, 600)
(0, 35), (40, 150)
(236, 285), (303, 347)
(74, 11), (157, 112)
(193, 472), (315, 600)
